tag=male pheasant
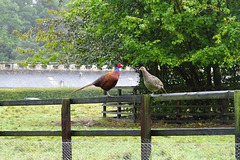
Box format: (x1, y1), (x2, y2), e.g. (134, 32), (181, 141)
(140, 66), (167, 95)
(68, 63), (122, 97)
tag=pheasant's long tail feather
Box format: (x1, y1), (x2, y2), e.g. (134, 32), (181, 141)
(68, 83), (93, 96)
(162, 88), (167, 94)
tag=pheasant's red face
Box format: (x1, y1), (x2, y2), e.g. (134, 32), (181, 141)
(117, 63), (122, 68)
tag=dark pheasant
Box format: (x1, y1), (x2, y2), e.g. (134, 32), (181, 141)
(140, 66), (167, 95)
(68, 63), (122, 96)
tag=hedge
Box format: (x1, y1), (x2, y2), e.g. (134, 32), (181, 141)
(0, 87), (133, 101)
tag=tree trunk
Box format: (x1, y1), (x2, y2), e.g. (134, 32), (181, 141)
(189, 63), (201, 87)
(174, 66), (195, 88)
(213, 64), (222, 88)
(205, 66), (212, 90)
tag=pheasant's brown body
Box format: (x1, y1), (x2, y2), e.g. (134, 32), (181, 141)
(140, 66), (167, 94)
(69, 63), (122, 96)
(93, 70), (120, 91)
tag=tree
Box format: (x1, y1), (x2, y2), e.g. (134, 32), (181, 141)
(0, 0), (62, 62)
(12, 0), (71, 64)
(16, 0), (240, 90)
(0, 0), (23, 61)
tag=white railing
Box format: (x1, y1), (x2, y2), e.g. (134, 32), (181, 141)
(0, 62), (135, 71)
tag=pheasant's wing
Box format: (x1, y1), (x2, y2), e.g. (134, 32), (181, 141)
(147, 74), (163, 86)
(93, 71), (119, 91)
(144, 74), (163, 93)
(92, 72), (108, 87)
(150, 75), (167, 93)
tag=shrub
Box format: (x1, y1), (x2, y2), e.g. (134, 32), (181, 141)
(0, 87), (107, 100)
(0, 87), (135, 100)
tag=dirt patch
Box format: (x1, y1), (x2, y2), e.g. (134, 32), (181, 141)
(51, 118), (233, 129)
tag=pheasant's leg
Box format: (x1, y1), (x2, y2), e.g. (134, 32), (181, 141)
(106, 91), (117, 97)
(106, 91), (112, 97)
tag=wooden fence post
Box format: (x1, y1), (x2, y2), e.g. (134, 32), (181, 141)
(221, 99), (227, 123)
(103, 91), (107, 118)
(141, 95), (151, 160)
(133, 88), (137, 123)
(176, 100), (181, 123)
(235, 91), (240, 160)
(62, 98), (72, 160)
(117, 89), (122, 119)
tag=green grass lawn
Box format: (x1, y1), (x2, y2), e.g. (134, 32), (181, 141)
(0, 103), (236, 159)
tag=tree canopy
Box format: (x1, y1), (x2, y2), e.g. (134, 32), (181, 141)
(0, 0), (63, 62)
(15, 0), (240, 90)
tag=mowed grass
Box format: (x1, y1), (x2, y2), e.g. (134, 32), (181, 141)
(0, 103), (236, 159)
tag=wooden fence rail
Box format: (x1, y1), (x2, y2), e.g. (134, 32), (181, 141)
(0, 90), (239, 160)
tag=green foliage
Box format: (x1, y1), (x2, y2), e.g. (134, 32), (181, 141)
(0, 0), (21, 61)
(0, 0), (65, 62)
(0, 87), (103, 100)
(15, 0), (240, 90)
(0, 87), (134, 100)
(63, 0), (240, 68)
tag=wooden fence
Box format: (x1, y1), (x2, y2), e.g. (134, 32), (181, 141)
(0, 90), (240, 160)
(104, 87), (235, 124)
(103, 86), (138, 123)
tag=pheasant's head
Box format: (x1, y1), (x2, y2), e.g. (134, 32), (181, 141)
(114, 63), (122, 71)
(116, 63), (122, 68)
(139, 66), (146, 72)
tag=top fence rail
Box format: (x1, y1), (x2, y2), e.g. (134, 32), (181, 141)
(0, 90), (235, 106)
(0, 95), (142, 106)
(152, 90), (234, 101)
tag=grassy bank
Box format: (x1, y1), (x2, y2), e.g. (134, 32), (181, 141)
(0, 88), (236, 159)
(0, 103), (234, 143)
(0, 104), (235, 159)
